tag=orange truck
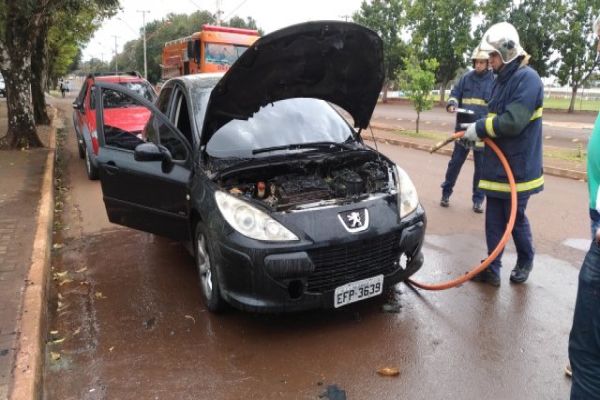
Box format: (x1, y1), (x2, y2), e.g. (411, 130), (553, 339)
(161, 25), (260, 79)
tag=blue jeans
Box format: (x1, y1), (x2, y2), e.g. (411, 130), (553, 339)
(569, 241), (600, 399)
(590, 209), (600, 239)
(485, 196), (534, 276)
(441, 141), (484, 204)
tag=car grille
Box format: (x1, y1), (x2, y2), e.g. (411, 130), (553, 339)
(306, 232), (402, 293)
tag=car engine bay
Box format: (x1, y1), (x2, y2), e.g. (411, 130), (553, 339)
(218, 151), (396, 211)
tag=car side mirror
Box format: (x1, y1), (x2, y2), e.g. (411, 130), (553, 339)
(72, 102), (81, 111)
(134, 142), (164, 162)
(134, 142), (175, 173)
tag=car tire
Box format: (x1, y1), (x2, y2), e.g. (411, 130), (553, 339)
(194, 223), (226, 313)
(84, 146), (99, 180)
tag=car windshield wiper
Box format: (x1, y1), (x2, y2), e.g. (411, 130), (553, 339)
(252, 141), (354, 155)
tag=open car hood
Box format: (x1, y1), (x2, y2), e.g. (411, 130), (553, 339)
(202, 21), (384, 146)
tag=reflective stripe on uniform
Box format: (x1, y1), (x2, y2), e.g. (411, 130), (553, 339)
(530, 107), (543, 120)
(485, 116), (496, 138)
(462, 98), (487, 106)
(478, 176), (544, 193)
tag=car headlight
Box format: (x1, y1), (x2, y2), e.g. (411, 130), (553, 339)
(214, 191), (299, 241)
(394, 165), (419, 218)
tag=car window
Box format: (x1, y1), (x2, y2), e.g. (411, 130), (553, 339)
(100, 87), (148, 151)
(172, 90), (193, 146)
(76, 80), (89, 108)
(120, 81), (156, 102)
(205, 43), (248, 67)
(205, 98), (354, 158)
(156, 86), (173, 114)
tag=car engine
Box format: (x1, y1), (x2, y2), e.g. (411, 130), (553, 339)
(219, 152), (395, 211)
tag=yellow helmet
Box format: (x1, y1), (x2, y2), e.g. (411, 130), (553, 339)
(479, 22), (526, 64)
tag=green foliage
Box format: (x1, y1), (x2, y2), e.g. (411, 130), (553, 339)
(353, 0), (408, 88)
(408, 0), (476, 100)
(555, 0), (600, 111)
(397, 54), (439, 132)
(506, 0), (562, 77)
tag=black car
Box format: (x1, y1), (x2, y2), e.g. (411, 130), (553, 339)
(92, 21), (426, 313)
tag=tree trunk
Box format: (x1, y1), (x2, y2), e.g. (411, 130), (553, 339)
(0, 3), (42, 150)
(382, 79), (389, 104)
(31, 16), (50, 125)
(568, 85), (578, 114)
(439, 80), (448, 104)
(416, 112), (420, 134)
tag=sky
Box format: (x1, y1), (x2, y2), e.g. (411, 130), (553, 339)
(83, 0), (365, 61)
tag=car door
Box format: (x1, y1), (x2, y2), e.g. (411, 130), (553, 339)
(94, 81), (192, 241)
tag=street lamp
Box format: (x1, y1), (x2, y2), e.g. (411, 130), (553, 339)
(137, 10), (151, 79)
(112, 35), (119, 73)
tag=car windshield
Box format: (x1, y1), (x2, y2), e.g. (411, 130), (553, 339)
(205, 98), (355, 159)
(119, 81), (156, 102)
(91, 80), (156, 109)
(205, 43), (249, 66)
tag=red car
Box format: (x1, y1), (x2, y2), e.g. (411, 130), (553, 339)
(72, 72), (157, 179)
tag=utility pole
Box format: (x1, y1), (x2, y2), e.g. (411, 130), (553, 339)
(112, 35), (119, 73)
(137, 10), (151, 79)
(216, 0), (223, 26)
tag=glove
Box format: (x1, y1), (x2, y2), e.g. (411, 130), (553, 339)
(463, 123), (479, 142)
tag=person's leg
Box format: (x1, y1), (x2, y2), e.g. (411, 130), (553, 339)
(509, 196), (535, 283)
(440, 142), (469, 205)
(472, 148), (485, 212)
(569, 241), (600, 399)
(471, 196), (504, 286)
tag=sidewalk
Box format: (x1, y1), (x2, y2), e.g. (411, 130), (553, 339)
(368, 123), (587, 181)
(0, 100), (56, 400)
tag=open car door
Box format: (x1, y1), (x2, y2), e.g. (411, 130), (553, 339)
(93, 82), (192, 241)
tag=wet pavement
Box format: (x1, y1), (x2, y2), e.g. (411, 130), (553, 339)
(44, 98), (585, 399)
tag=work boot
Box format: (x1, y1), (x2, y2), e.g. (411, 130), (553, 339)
(440, 195), (450, 207)
(473, 201), (484, 214)
(510, 263), (533, 283)
(470, 267), (501, 287)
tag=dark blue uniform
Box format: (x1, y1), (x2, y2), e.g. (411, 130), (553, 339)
(441, 69), (494, 205)
(474, 58), (544, 277)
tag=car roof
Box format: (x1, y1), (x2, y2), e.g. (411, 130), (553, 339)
(94, 75), (147, 84)
(168, 73), (225, 91)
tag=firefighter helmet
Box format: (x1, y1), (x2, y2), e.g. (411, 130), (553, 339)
(471, 47), (489, 61)
(479, 22), (525, 64)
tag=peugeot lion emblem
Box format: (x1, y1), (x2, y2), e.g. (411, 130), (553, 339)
(338, 209), (369, 233)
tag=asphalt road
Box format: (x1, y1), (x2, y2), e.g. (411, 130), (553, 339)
(372, 102), (596, 150)
(44, 95), (587, 399)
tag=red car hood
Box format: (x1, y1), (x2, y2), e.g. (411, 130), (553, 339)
(103, 107), (151, 133)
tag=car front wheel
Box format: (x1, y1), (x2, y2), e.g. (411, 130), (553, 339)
(84, 147), (98, 180)
(195, 223), (226, 312)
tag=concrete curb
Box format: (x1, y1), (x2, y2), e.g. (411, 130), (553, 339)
(9, 118), (56, 400)
(369, 126), (587, 182)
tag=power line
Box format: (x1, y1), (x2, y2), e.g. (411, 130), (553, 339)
(224, 0), (249, 21)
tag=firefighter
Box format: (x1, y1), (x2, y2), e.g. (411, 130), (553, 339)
(463, 22), (544, 287)
(440, 47), (494, 213)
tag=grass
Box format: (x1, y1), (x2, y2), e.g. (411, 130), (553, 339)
(542, 97), (600, 112)
(388, 129), (587, 164)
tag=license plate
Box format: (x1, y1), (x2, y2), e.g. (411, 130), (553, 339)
(334, 275), (384, 308)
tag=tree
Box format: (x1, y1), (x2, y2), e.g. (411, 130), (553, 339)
(397, 54), (439, 133)
(555, 0), (600, 113)
(353, 0), (408, 103)
(408, 0), (476, 104)
(0, 0), (117, 149)
(507, 0), (562, 78)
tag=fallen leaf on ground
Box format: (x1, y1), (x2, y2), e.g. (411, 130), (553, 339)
(50, 352), (61, 361)
(58, 279), (73, 286)
(184, 315), (196, 324)
(57, 293), (63, 300)
(95, 291), (106, 299)
(50, 330), (59, 335)
(109, 346), (115, 352)
(377, 367), (400, 377)
(51, 337), (65, 344)
(76, 267), (87, 273)
(52, 243), (64, 250)
(54, 271), (68, 278)
(73, 327), (81, 336)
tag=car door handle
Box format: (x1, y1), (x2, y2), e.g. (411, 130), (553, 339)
(104, 161), (119, 175)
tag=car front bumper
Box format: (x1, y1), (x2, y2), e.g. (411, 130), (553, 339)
(212, 204), (426, 313)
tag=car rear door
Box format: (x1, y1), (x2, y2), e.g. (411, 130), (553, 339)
(93, 81), (192, 241)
